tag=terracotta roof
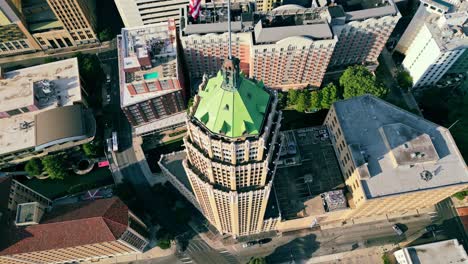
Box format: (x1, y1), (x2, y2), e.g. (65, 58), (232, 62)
(0, 197), (129, 256)
(456, 206), (468, 233)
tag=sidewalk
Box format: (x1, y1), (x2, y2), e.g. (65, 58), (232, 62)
(132, 137), (167, 186)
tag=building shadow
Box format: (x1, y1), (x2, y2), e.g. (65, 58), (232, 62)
(266, 234), (320, 264)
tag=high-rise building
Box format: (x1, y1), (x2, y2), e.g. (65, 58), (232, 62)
(180, 1), (400, 90)
(114, 0), (190, 27)
(1, 0), (98, 55)
(396, 0), (468, 88)
(0, 58), (96, 168)
(0, 176), (52, 213)
(118, 20), (187, 136)
(0, 197), (149, 264)
(0, 0), (41, 57)
(325, 0), (401, 71)
(181, 58), (282, 237)
(324, 95), (468, 221)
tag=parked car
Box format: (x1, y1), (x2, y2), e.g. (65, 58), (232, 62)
(106, 74), (111, 83)
(424, 224), (438, 232)
(242, 241), (256, 248)
(106, 94), (111, 103)
(392, 224), (404, 236)
(258, 238), (272, 245)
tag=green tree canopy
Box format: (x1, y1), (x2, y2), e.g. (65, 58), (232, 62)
(309, 91), (322, 111)
(340, 65), (388, 99)
(397, 70), (413, 91)
(295, 90), (310, 112)
(25, 158), (43, 176)
(82, 142), (100, 158)
(98, 28), (113, 42)
(41, 154), (69, 180)
(320, 83), (339, 109)
(287, 90), (300, 105)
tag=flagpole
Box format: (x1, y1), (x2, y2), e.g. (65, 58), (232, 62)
(227, 0), (232, 59)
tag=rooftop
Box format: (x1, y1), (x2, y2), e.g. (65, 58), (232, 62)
(0, 58), (81, 113)
(15, 202), (43, 226)
(118, 23), (182, 107)
(421, 0), (468, 51)
(0, 197), (129, 256)
(274, 127), (345, 220)
(332, 95), (468, 199)
(394, 239), (468, 264)
(0, 59), (84, 156)
(192, 59), (271, 138)
(0, 104), (94, 157)
(134, 112), (186, 135)
(253, 21), (333, 44)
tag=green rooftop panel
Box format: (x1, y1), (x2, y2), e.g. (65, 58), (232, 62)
(193, 68), (270, 138)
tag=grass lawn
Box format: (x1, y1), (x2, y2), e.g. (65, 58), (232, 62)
(23, 167), (114, 199)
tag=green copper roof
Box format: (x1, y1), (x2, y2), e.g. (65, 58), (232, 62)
(193, 71), (270, 138)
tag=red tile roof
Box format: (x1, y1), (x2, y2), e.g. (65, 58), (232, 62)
(457, 206), (468, 233)
(0, 197), (129, 256)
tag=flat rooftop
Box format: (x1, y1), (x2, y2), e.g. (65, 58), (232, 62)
(395, 239), (468, 264)
(421, 0), (468, 51)
(119, 23), (182, 107)
(253, 21), (333, 44)
(333, 95), (468, 199)
(0, 58), (81, 113)
(274, 127), (345, 220)
(15, 202), (43, 226)
(0, 59), (83, 156)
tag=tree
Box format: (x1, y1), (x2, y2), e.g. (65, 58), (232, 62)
(98, 28), (113, 42)
(309, 91), (322, 111)
(156, 228), (173, 249)
(381, 253), (391, 264)
(82, 142), (100, 158)
(287, 90), (300, 105)
(320, 83), (339, 109)
(248, 257), (267, 264)
(397, 70), (413, 91)
(295, 90), (310, 112)
(340, 65), (388, 99)
(41, 154), (69, 180)
(25, 158), (43, 176)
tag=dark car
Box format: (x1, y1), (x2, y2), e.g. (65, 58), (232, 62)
(258, 238), (272, 245)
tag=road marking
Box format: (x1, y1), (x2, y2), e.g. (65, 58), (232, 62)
(219, 250), (228, 253)
(181, 257), (191, 261)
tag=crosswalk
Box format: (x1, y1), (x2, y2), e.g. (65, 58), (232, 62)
(175, 237), (239, 264)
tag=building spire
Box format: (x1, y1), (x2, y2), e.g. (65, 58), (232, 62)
(227, 0), (232, 59)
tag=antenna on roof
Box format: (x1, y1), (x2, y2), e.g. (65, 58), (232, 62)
(227, 0), (232, 59)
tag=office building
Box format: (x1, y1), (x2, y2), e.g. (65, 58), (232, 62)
(396, 0), (468, 88)
(0, 0), (41, 57)
(393, 239), (468, 264)
(0, 58), (96, 168)
(1, 0), (98, 55)
(118, 21), (187, 136)
(163, 58), (282, 238)
(324, 95), (468, 220)
(0, 197), (149, 264)
(180, 1), (400, 90)
(114, 0), (190, 27)
(0, 176), (52, 213)
(325, 0), (401, 70)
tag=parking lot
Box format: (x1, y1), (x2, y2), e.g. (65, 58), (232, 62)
(275, 127), (345, 220)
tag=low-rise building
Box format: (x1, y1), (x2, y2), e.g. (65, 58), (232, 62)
(0, 197), (149, 264)
(324, 95), (468, 221)
(0, 58), (96, 168)
(118, 21), (187, 136)
(397, 0), (468, 88)
(394, 239), (468, 264)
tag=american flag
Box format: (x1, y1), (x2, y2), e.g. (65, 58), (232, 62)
(189, 0), (201, 19)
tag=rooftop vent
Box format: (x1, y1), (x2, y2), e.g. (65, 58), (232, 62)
(420, 170), (433, 181)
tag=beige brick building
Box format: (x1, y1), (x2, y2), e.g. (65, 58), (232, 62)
(176, 58), (282, 238)
(324, 95), (468, 221)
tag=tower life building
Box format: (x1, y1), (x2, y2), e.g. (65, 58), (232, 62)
(183, 58), (282, 237)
